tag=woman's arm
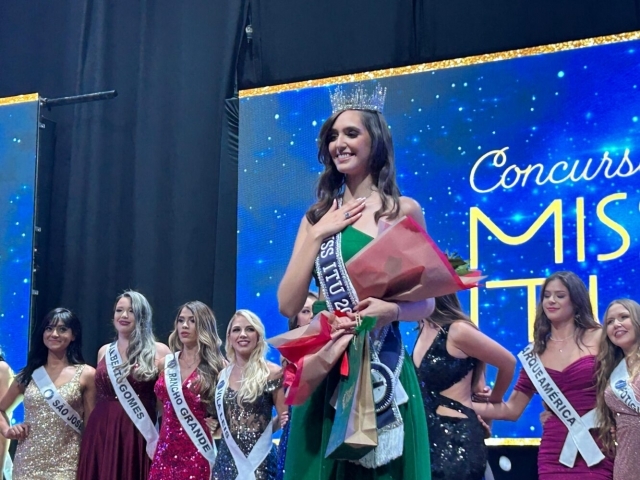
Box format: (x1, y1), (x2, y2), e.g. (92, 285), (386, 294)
(278, 199), (367, 318)
(0, 381), (27, 440)
(473, 389), (532, 421)
(0, 362), (12, 471)
(449, 322), (516, 402)
(80, 365), (97, 423)
(268, 364), (288, 432)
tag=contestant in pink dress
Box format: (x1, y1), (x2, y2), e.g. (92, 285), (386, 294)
(148, 301), (226, 480)
(596, 299), (640, 480)
(474, 271), (613, 479)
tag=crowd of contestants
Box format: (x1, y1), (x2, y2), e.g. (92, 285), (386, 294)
(0, 103), (639, 480)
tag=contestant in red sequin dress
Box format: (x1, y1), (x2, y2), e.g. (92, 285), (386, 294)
(148, 301), (227, 480)
(148, 369), (212, 480)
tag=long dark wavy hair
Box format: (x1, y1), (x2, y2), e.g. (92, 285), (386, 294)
(532, 271), (601, 355)
(305, 109), (401, 225)
(595, 298), (640, 454)
(16, 308), (85, 387)
(421, 293), (485, 388)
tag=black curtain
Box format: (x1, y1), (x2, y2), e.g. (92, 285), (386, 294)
(239, 0), (640, 88)
(0, 0), (247, 359)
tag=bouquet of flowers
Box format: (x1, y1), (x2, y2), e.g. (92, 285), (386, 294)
(346, 215), (484, 301)
(269, 216), (484, 406)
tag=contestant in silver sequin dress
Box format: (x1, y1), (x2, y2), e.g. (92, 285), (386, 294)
(212, 310), (287, 480)
(596, 299), (640, 480)
(0, 308), (96, 480)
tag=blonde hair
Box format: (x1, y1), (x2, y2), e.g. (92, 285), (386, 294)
(113, 291), (158, 382)
(168, 301), (227, 405)
(596, 298), (640, 454)
(225, 309), (270, 404)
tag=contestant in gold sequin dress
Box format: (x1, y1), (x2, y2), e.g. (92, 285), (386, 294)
(596, 299), (640, 480)
(211, 310), (287, 480)
(0, 308), (96, 480)
(13, 365), (86, 479)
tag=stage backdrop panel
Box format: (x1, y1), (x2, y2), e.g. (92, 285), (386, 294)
(0, 94), (39, 423)
(237, 32), (640, 443)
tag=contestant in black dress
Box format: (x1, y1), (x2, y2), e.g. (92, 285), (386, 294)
(414, 293), (515, 480)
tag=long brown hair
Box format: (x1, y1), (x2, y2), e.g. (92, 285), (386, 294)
(595, 298), (640, 454)
(305, 109), (401, 225)
(422, 293), (485, 389)
(532, 271), (601, 355)
(168, 301), (226, 406)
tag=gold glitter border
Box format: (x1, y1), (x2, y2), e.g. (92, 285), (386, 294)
(241, 30), (640, 97)
(0, 93), (39, 106)
(486, 438), (540, 446)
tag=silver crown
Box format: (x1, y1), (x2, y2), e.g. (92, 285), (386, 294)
(329, 82), (387, 114)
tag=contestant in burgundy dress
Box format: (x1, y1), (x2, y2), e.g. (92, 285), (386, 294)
(514, 356), (614, 479)
(77, 290), (168, 480)
(76, 357), (157, 479)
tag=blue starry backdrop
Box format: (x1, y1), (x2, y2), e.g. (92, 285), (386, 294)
(238, 38), (640, 442)
(0, 98), (39, 424)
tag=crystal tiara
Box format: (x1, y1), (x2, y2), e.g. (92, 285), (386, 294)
(329, 82), (387, 114)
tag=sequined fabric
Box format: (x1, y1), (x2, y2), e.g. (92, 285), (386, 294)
(605, 375), (640, 480)
(149, 369), (212, 480)
(12, 365), (85, 480)
(211, 377), (282, 480)
(415, 324), (486, 480)
(76, 357), (157, 480)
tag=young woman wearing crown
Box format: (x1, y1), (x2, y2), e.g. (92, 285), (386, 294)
(277, 83), (434, 479)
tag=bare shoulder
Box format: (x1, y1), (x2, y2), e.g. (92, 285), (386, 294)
(399, 196), (426, 230)
(448, 320), (477, 338)
(97, 344), (110, 362)
(266, 361), (283, 379)
(583, 327), (603, 349)
(80, 365), (96, 382)
(0, 361), (11, 377)
(155, 342), (172, 358)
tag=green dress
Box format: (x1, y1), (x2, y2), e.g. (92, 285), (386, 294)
(283, 225), (431, 480)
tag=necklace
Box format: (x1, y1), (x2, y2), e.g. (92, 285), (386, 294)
(233, 363), (246, 382)
(181, 353), (198, 369)
(549, 332), (574, 342)
(343, 186), (376, 202)
(549, 333), (574, 353)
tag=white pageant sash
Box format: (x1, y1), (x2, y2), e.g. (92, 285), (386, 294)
(32, 366), (83, 435)
(106, 342), (159, 459)
(610, 359), (640, 414)
(164, 352), (217, 466)
(215, 366), (273, 480)
(518, 344), (605, 467)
